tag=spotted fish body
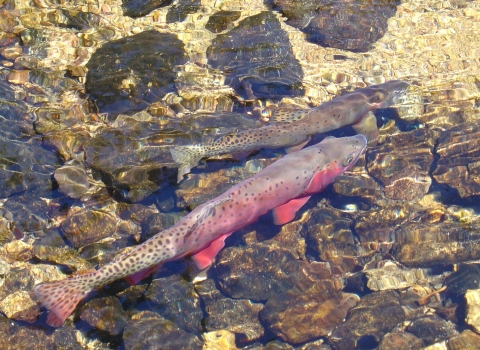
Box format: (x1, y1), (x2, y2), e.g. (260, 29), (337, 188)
(171, 80), (409, 182)
(34, 135), (367, 327)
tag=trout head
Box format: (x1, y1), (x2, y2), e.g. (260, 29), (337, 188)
(361, 80), (410, 109)
(302, 134), (367, 195)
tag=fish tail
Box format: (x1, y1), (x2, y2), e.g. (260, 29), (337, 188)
(170, 145), (205, 183)
(34, 274), (94, 327)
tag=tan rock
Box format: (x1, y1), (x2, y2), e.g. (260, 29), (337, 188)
(0, 290), (40, 323)
(465, 289), (480, 333)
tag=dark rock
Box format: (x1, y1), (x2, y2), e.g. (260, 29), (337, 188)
(86, 30), (186, 115)
(33, 245), (93, 272)
(444, 263), (480, 298)
(391, 222), (480, 267)
(0, 319), (54, 349)
(3, 197), (49, 234)
(54, 159), (91, 199)
(80, 297), (129, 336)
(83, 116), (183, 202)
(123, 312), (203, 350)
(166, 0), (202, 23)
(378, 331), (424, 350)
(60, 208), (117, 248)
(206, 11), (304, 100)
(329, 290), (423, 350)
(367, 128), (438, 202)
(205, 298), (264, 342)
(260, 291), (359, 344)
(447, 330), (480, 350)
(0, 137), (56, 199)
(0, 268), (34, 301)
(122, 0), (173, 18)
(271, 0), (399, 52)
(355, 205), (409, 243)
(406, 315), (458, 346)
(144, 274), (203, 334)
(206, 11), (241, 33)
(52, 326), (87, 350)
(433, 123), (480, 197)
(141, 212), (184, 240)
(214, 243), (334, 301)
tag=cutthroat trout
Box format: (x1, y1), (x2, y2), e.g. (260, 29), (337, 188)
(171, 80), (409, 182)
(34, 135), (367, 327)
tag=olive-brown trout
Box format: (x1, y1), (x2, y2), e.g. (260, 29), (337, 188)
(34, 135), (367, 327)
(171, 80), (408, 182)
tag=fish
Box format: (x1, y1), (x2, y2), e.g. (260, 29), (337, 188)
(34, 134), (367, 327)
(170, 80), (409, 182)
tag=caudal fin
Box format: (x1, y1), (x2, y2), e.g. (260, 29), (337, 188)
(34, 277), (93, 327)
(170, 145), (205, 183)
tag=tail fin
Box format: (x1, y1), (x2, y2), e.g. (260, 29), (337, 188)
(34, 276), (93, 327)
(170, 145), (205, 183)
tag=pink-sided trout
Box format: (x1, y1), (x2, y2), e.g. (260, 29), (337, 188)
(34, 134), (367, 327)
(171, 80), (409, 182)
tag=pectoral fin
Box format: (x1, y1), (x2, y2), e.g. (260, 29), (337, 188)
(352, 111), (378, 146)
(191, 232), (233, 269)
(285, 136), (311, 153)
(184, 197), (232, 244)
(272, 196), (311, 225)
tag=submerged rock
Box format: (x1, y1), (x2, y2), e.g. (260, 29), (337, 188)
(122, 0), (173, 18)
(60, 208), (117, 249)
(206, 11), (304, 100)
(330, 290), (425, 350)
(260, 291), (359, 344)
(83, 113), (182, 202)
(0, 290), (39, 323)
(445, 264), (480, 298)
(271, 0), (399, 52)
(465, 289), (480, 334)
(123, 312), (203, 350)
(366, 129), (438, 202)
(79, 296), (128, 336)
(206, 11), (241, 33)
(378, 331), (424, 350)
(406, 315), (458, 346)
(433, 123), (480, 197)
(446, 330), (480, 350)
(54, 159), (91, 199)
(144, 275), (203, 334)
(86, 30), (186, 115)
(32, 245), (93, 272)
(214, 243), (335, 301)
(202, 330), (238, 350)
(204, 298), (264, 342)
(391, 222), (480, 267)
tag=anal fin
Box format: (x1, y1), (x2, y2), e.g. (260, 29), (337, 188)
(352, 111), (378, 146)
(272, 196), (311, 225)
(124, 262), (164, 285)
(191, 232), (233, 270)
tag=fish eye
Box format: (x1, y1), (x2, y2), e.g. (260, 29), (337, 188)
(342, 153), (355, 166)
